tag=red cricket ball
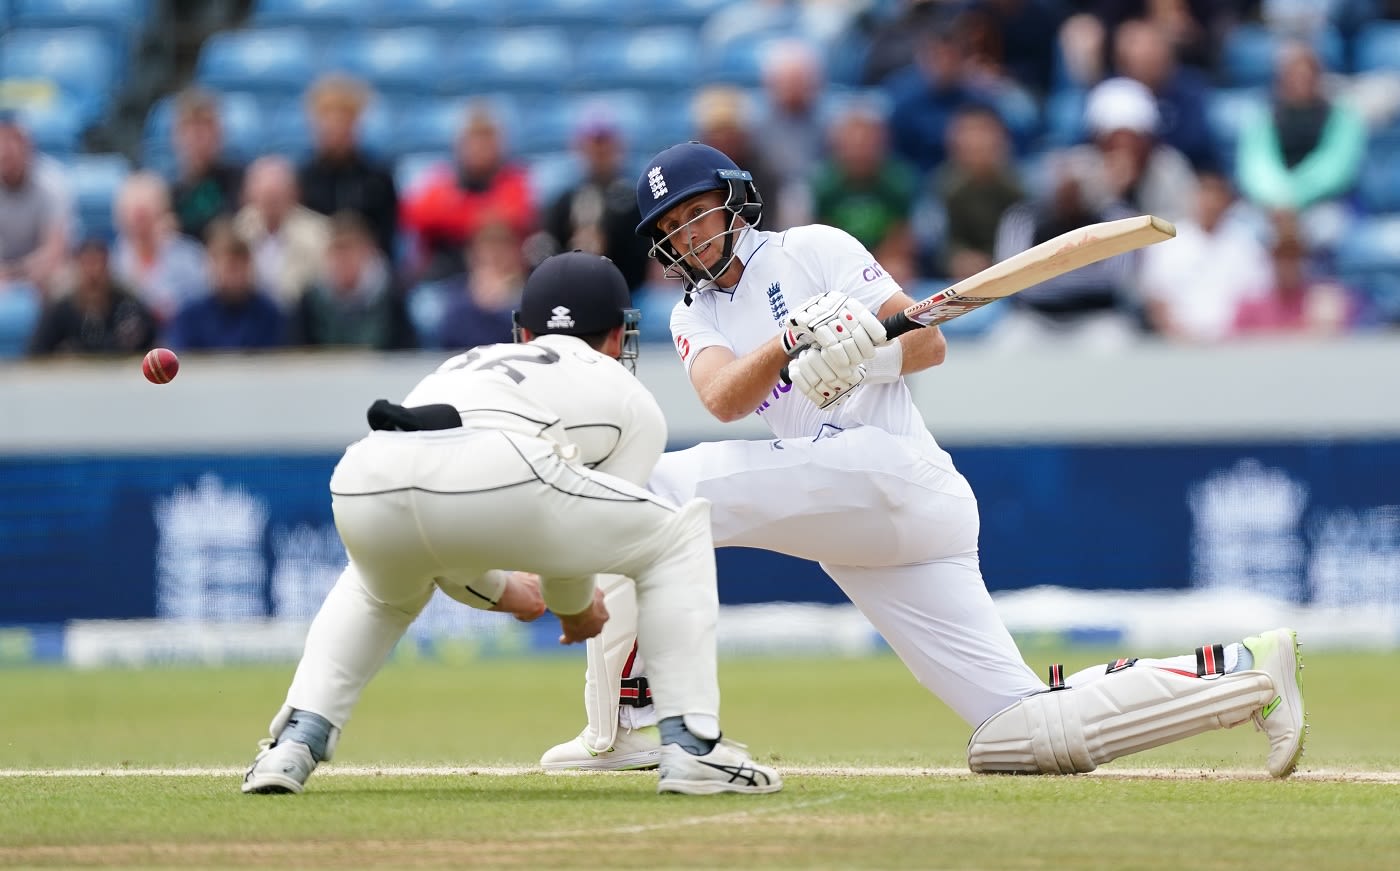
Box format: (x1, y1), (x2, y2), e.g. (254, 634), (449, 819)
(142, 348), (180, 384)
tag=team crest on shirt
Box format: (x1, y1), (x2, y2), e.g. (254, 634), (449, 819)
(766, 282), (788, 323)
(647, 166), (668, 199)
(546, 306), (575, 329)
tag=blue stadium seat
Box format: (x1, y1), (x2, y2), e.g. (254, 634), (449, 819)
(648, 0), (739, 29)
(369, 0), (504, 27)
(195, 29), (319, 95)
(510, 0), (635, 27)
(13, 98), (85, 155)
(1221, 24), (1345, 88)
(639, 95), (695, 154)
(325, 28), (442, 97)
(66, 152), (130, 240)
(0, 28), (119, 121)
(13, 0), (148, 29)
(249, 0), (370, 30)
(704, 32), (793, 88)
(576, 28), (699, 91)
(1361, 150), (1400, 213)
(1335, 214), (1400, 322)
(1355, 22), (1400, 73)
(442, 28), (572, 94)
(142, 91), (265, 164)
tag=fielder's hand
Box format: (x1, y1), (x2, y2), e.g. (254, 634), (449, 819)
(490, 571), (547, 623)
(782, 291), (886, 360)
(557, 588), (609, 644)
(789, 346), (866, 410)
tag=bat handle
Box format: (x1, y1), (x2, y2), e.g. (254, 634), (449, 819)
(777, 311), (924, 386)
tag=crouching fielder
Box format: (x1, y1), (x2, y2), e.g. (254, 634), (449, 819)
(541, 142), (1306, 779)
(242, 252), (780, 796)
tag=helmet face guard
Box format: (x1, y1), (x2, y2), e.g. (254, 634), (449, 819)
(635, 145), (763, 295)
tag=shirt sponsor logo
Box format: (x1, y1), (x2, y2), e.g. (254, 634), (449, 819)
(755, 379), (793, 415)
(862, 262), (886, 282)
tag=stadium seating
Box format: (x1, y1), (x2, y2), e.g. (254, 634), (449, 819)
(1360, 149), (1400, 213)
(14, 98), (85, 155)
(389, 96), (526, 156)
(249, 0), (371, 31)
(441, 28), (573, 94)
(0, 28), (120, 122)
(704, 33), (791, 87)
(13, 0), (148, 31)
(525, 150), (582, 209)
(66, 152), (130, 240)
(1041, 88), (1085, 148)
(368, 0), (505, 27)
(575, 27), (699, 92)
(394, 151), (448, 197)
(195, 29), (319, 95)
(1221, 24), (1346, 88)
(325, 28), (442, 97)
(1335, 214), (1400, 322)
(0, 285), (40, 359)
(648, 0), (740, 29)
(509, 0), (635, 27)
(1354, 21), (1400, 72)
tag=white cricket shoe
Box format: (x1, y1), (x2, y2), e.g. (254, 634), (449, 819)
(1242, 628), (1307, 778)
(241, 739), (317, 794)
(657, 739), (782, 795)
(540, 725), (661, 771)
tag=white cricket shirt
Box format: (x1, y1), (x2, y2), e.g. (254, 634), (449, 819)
(670, 224), (938, 446)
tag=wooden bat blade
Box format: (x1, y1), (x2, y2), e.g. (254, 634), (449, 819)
(904, 214), (1176, 329)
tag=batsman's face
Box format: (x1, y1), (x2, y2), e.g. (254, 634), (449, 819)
(656, 191), (729, 272)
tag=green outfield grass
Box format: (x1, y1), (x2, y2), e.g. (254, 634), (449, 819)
(2, 647), (1398, 869)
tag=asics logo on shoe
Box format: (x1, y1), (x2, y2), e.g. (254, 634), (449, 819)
(1261, 696), (1282, 719)
(698, 760), (769, 787)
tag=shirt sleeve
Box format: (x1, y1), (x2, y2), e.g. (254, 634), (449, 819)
(793, 224), (903, 314)
(596, 386), (669, 487)
(669, 297), (732, 375)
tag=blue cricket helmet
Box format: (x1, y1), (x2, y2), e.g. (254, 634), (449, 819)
(634, 142), (763, 238)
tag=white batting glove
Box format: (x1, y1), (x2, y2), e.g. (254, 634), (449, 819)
(789, 346), (866, 410)
(781, 291), (886, 360)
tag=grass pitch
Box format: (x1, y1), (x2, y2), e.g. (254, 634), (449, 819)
(2, 647), (1398, 869)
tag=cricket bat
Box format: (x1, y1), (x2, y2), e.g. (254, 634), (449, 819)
(880, 214), (1176, 339)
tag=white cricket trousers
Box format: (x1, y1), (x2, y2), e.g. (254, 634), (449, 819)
(282, 428), (719, 729)
(649, 425), (1047, 727)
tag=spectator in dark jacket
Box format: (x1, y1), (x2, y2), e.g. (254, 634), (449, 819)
(165, 219), (285, 351)
(28, 237), (158, 355)
(292, 211), (415, 350)
(297, 74), (399, 257)
(169, 88), (243, 241)
(536, 105), (650, 290)
(1113, 18), (1216, 171)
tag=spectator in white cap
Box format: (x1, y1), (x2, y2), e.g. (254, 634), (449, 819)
(1059, 76), (1196, 222)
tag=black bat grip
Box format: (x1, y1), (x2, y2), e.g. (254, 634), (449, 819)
(778, 310), (923, 385)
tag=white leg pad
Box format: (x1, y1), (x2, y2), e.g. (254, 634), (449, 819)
(968, 667), (1275, 774)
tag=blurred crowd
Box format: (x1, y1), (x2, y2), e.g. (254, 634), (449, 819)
(4, 0), (1400, 360)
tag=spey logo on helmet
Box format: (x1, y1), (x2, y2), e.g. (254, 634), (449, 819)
(634, 142), (763, 293)
(513, 251), (642, 371)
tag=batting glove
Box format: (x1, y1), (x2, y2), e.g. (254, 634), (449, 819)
(782, 291), (886, 361)
(789, 346), (866, 410)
